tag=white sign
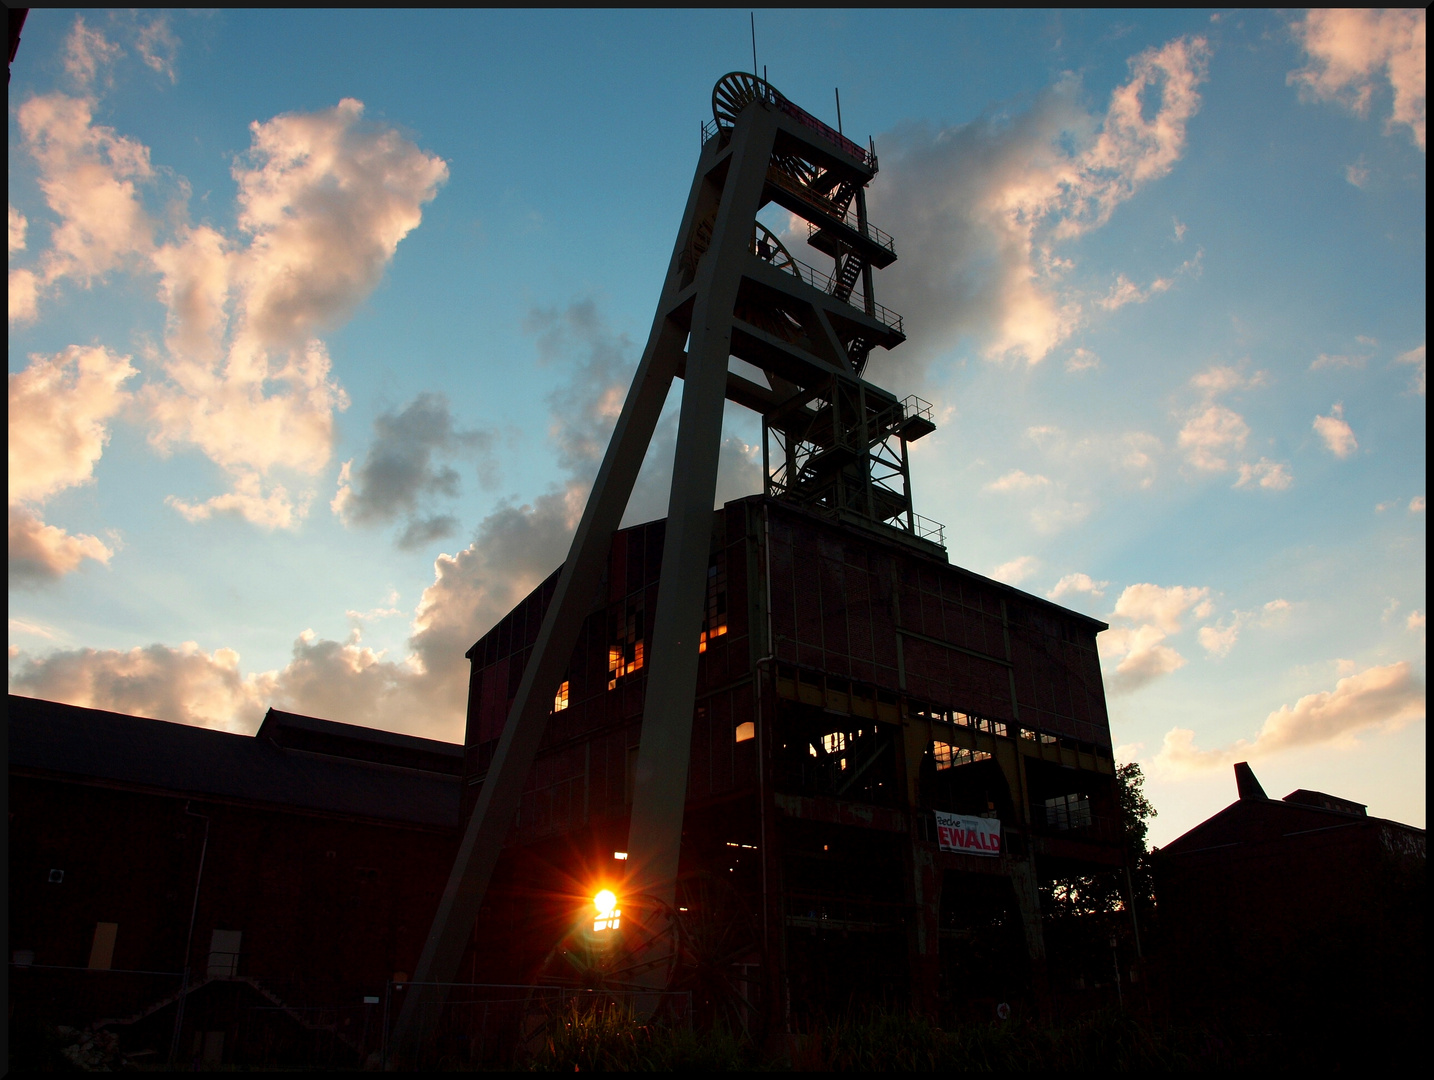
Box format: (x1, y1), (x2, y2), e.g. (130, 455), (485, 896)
(934, 811), (1002, 856)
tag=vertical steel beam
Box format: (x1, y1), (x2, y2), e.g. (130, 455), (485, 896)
(625, 100), (780, 950)
(389, 127), (722, 1068)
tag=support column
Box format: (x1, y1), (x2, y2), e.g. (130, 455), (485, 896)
(625, 100), (780, 952)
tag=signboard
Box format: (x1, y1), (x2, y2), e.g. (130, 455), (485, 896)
(935, 811), (1002, 856)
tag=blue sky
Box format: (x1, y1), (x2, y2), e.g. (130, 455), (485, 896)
(8, 10), (1425, 846)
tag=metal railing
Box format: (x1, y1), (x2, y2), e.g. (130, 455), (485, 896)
(766, 254), (904, 336)
(806, 215), (895, 256)
(900, 395), (934, 426)
(774, 96), (875, 167)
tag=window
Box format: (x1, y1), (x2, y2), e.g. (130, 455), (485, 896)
(88, 923), (118, 971)
(208, 929), (242, 978)
(931, 740), (991, 771)
(608, 604), (645, 689)
(1042, 793), (1092, 831)
(553, 680), (569, 712)
(735, 721), (755, 743)
(699, 554), (728, 653)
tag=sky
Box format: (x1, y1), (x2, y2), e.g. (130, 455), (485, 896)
(8, 10), (1425, 848)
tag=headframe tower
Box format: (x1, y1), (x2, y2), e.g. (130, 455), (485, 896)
(395, 72), (938, 1055)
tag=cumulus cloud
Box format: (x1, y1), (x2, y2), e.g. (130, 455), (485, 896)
(8, 345), (136, 584)
(1048, 572), (1108, 600)
(1100, 623), (1186, 693)
(1101, 583), (1209, 691)
(1411, 495), (1426, 513)
(8, 507), (117, 587)
(985, 469), (1051, 492)
(331, 392), (495, 548)
(864, 34), (1209, 371)
(11, 92), (156, 321)
(1312, 402), (1358, 458)
(1154, 661), (1425, 773)
(1066, 347), (1100, 372)
(166, 474), (309, 531)
(1395, 343), (1425, 395)
(8, 641), (274, 734)
(1289, 9), (1426, 150)
(990, 555), (1040, 585)
(1178, 404), (1248, 471)
(1197, 620), (1240, 659)
(1190, 364), (1267, 397)
(1112, 582), (1210, 634)
(8, 205), (27, 254)
(1234, 458), (1293, 491)
(1408, 611), (1426, 632)
(141, 99), (448, 526)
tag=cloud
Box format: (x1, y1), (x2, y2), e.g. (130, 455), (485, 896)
(985, 469), (1051, 492)
(1100, 623), (1186, 693)
(9, 345), (136, 505)
(12, 92), (156, 320)
(1154, 661), (1426, 773)
(135, 14), (179, 82)
(1234, 458), (1293, 491)
(865, 34), (1209, 370)
(1395, 343), (1425, 395)
(1408, 611), (1426, 632)
(9, 639), (279, 734)
(8, 641), (274, 734)
(165, 475), (310, 531)
(1178, 403), (1248, 471)
(1097, 271), (1172, 311)
(1309, 351), (1368, 371)
(1261, 598), (1292, 623)
(63, 16), (122, 90)
(141, 99), (448, 525)
(991, 555), (1040, 585)
(1172, 217), (1186, 241)
(1289, 9), (1426, 151)
(1189, 364), (1267, 397)
(1345, 160), (1370, 188)
(1066, 347), (1100, 372)
(331, 392), (495, 548)
(1047, 572), (1108, 600)
(1112, 582), (1210, 634)
(8, 345), (135, 583)
(1411, 495), (1426, 513)
(8, 205), (26, 254)
(1197, 620), (1240, 658)
(8, 507), (117, 587)
(1312, 402), (1357, 458)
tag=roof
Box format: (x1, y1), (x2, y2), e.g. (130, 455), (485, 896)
(7, 695), (462, 830)
(1159, 762), (1423, 858)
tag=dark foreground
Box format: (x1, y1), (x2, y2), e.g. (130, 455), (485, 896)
(11, 1002), (1423, 1072)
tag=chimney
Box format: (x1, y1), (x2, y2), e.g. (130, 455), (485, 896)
(1234, 761), (1267, 801)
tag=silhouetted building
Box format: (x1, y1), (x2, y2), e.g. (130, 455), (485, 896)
(8, 695), (461, 1067)
(1155, 762), (1425, 1059)
(459, 494), (1126, 1028)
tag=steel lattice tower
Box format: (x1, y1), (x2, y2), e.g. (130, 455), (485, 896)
(393, 72), (939, 1059)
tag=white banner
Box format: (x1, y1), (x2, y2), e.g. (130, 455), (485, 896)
(934, 811), (1002, 857)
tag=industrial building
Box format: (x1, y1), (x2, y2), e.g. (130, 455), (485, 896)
(7, 695), (461, 1067)
(1155, 762), (1425, 1060)
(455, 490), (1125, 1030)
